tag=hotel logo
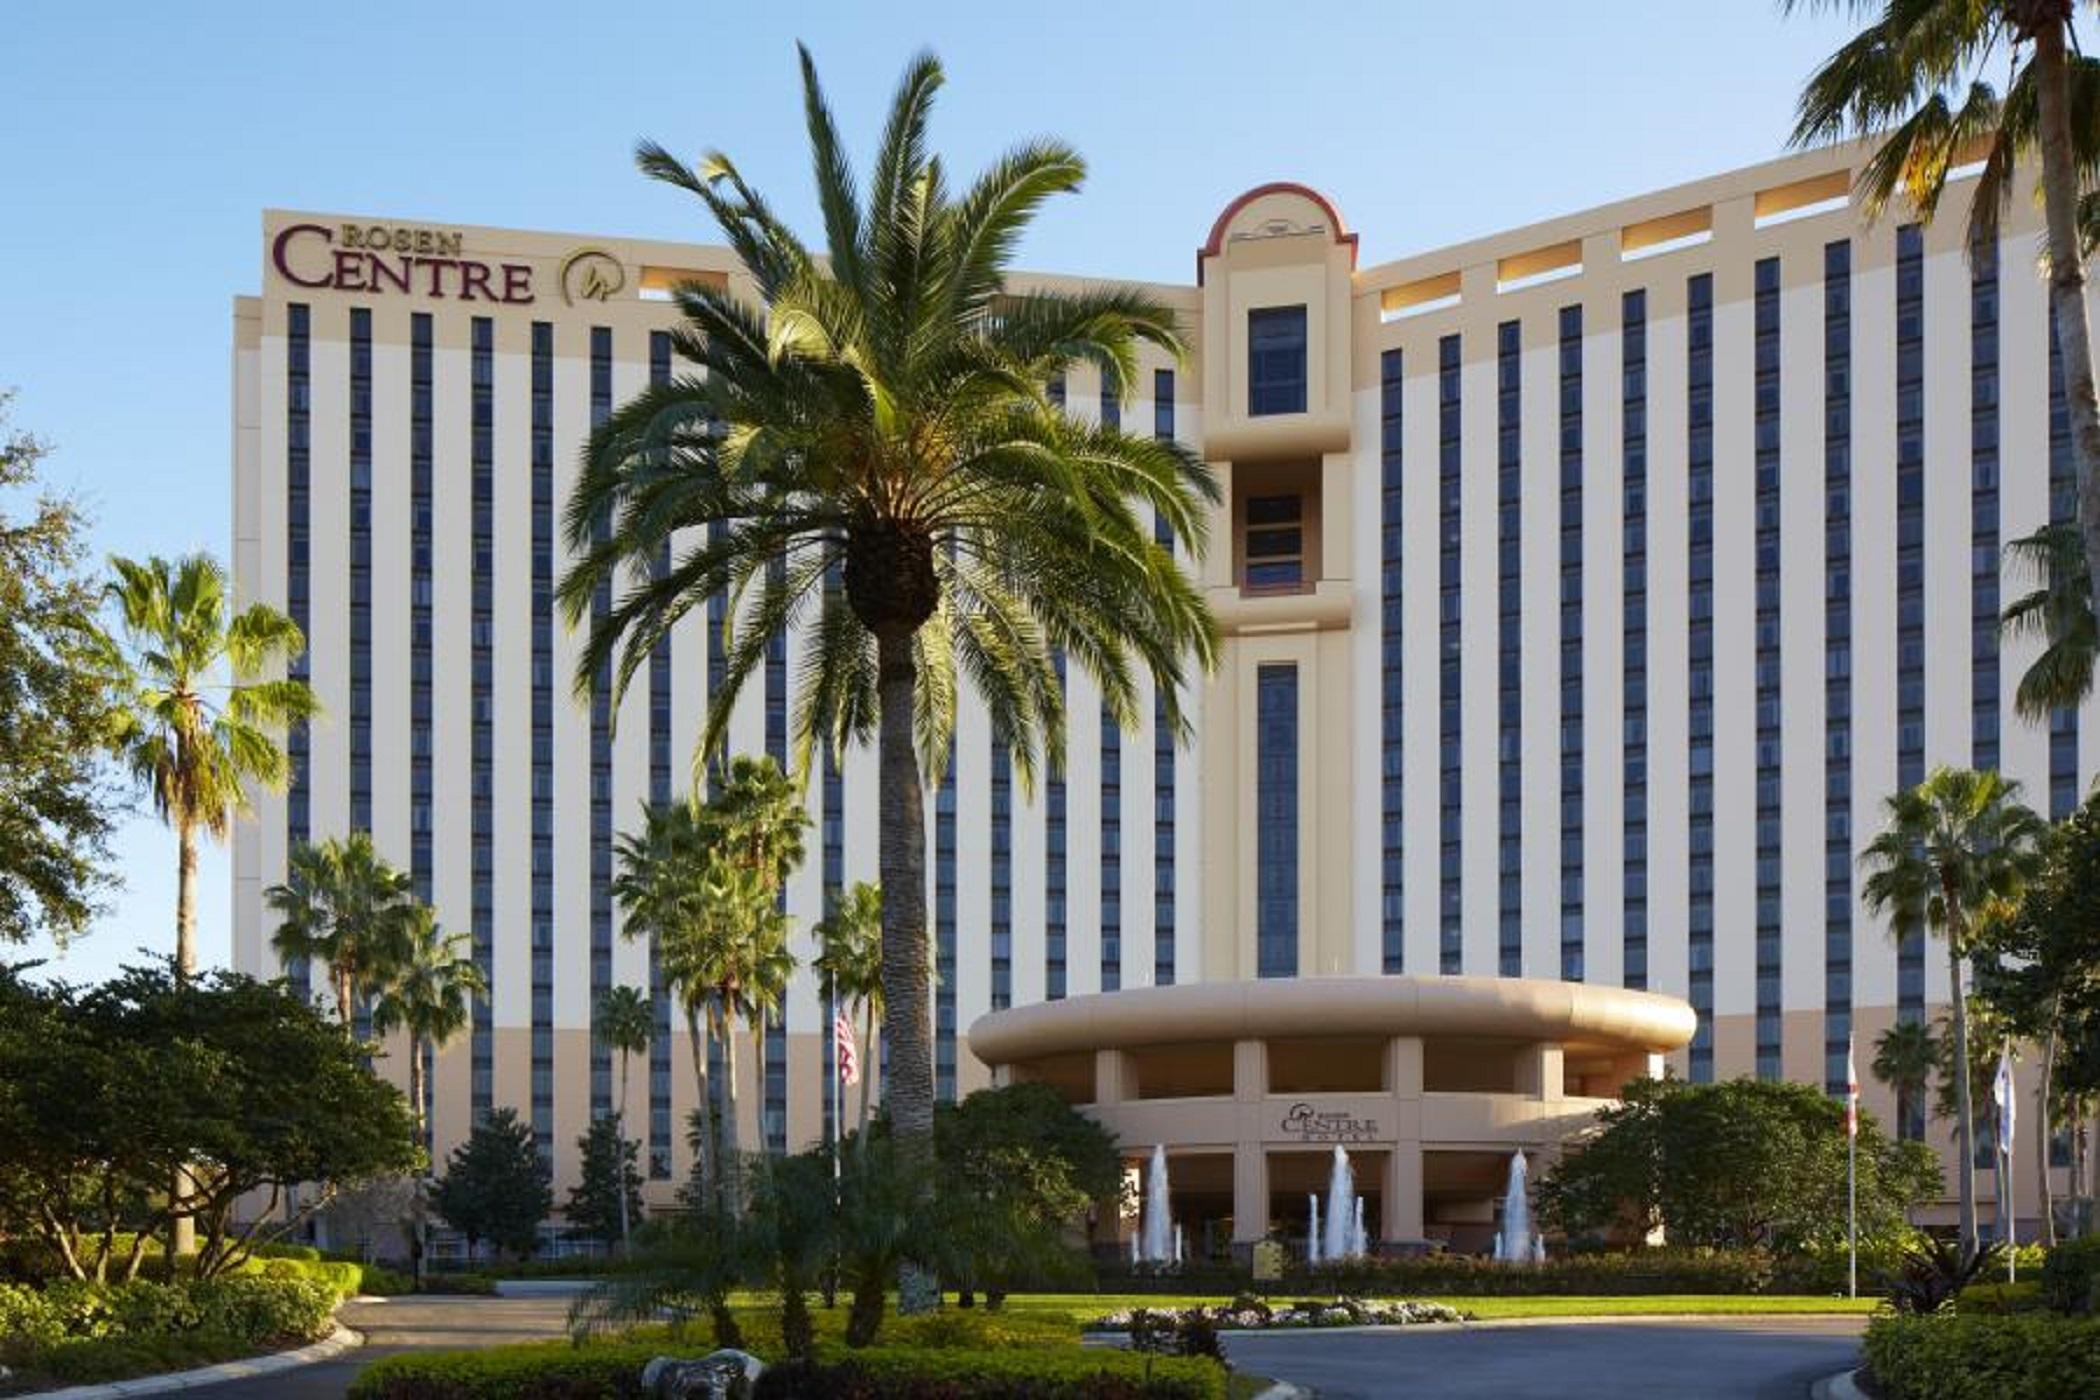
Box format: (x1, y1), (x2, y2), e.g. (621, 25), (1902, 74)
(559, 247), (625, 305)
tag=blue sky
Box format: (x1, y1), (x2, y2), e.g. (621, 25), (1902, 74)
(3, 1), (1865, 982)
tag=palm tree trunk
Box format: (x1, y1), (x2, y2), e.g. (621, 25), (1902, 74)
(175, 818), (199, 981)
(172, 817), (198, 1258)
(685, 1001), (713, 1198)
(616, 1045), (632, 1256)
(2040, 1020), (2059, 1247)
(752, 1010), (769, 1155)
(717, 1001), (742, 1212)
(857, 1001), (876, 1140)
(409, 1032), (428, 1146)
(2029, 15), (2100, 630)
(337, 967), (355, 1033)
(1948, 936), (1980, 1253)
(875, 629), (936, 1312)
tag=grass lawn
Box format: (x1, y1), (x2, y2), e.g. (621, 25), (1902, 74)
(992, 1292), (1881, 1325)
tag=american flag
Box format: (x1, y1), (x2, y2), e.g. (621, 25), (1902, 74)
(1845, 1035), (1859, 1140)
(835, 1010), (860, 1088)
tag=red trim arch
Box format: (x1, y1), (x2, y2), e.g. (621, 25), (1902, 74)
(1197, 181), (1358, 282)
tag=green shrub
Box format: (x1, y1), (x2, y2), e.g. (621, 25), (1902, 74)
(0, 1281), (65, 1349)
(187, 1276), (337, 1343)
(359, 1265), (414, 1296)
(242, 1255), (364, 1300)
(884, 1309), (1078, 1350)
(1275, 1247), (1827, 1297)
(2041, 1235), (2100, 1315)
(36, 1331), (253, 1385)
(1864, 1312), (2100, 1399)
(349, 1340), (1225, 1400)
(250, 1242), (325, 1263)
(1954, 1280), (2045, 1315)
(104, 1279), (202, 1335)
(753, 1348), (1225, 1399)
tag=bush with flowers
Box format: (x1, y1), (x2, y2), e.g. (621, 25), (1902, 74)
(1089, 1293), (1471, 1334)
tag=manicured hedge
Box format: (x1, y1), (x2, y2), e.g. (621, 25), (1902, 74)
(0, 1275), (339, 1386)
(1274, 1247), (1834, 1297)
(752, 1349), (1225, 1399)
(1864, 1313), (2100, 1399)
(350, 1342), (1223, 1400)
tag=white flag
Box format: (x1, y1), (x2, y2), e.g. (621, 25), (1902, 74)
(1993, 1044), (2017, 1159)
(835, 1010), (860, 1089)
(1845, 1035), (1859, 1141)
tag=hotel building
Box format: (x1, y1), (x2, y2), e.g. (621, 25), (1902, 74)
(233, 138), (2087, 1241)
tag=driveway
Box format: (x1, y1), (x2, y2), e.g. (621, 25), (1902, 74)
(1222, 1316), (1865, 1399)
(182, 1293), (577, 1399)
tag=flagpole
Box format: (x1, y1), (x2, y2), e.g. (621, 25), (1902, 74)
(2003, 1042), (2016, 1285)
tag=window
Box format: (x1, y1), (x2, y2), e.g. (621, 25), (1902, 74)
(1248, 305), (1308, 416)
(1257, 665), (1300, 978)
(1244, 494), (1305, 589)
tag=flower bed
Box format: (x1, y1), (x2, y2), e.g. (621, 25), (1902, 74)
(1088, 1295), (1471, 1333)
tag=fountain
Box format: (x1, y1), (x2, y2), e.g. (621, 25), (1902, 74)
(1140, 1145), (1174, 1265)
(1307, 1192), (1322, 1265)
(1352, 1196), (1368, 1258)
(1320, 1144), (1361, 1262)
(1494, 1150), (1537, 1263)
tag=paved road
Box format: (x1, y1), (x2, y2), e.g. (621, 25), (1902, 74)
(1222, 1316), (1865, 1399)
(183, 1294), (576, 1399)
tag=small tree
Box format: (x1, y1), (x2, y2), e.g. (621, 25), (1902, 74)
(433, 1108), (551, 1261)
(0, 963), (418, 1281)
(934, 1082), (1120, 1307)
(1872, 1019), (1940, 1144)
(1541, 1076), (1940, 1253)
(0, 393), (121, 946)
(566, 1116), (643, 1251)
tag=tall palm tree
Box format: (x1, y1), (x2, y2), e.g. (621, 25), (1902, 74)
(1860, 765), (2047, 1249)
(595, 984), (655, 1131)
(692, 855), (781, 1205)
(1872, 1017), (1940, 1143)
(740, 909), (798, 1158)
(266, 833), (418, 1031)
(2002, 521), (2096, 719)
(370, 906), (485, 1148)
(1789, 0), (2100, 629)
(814, 881), (885, 1137)
(613, 800), (719, 1197)
(594, 984), (653, 1253)
(102, 552), (318, 979)
(558, 47), (1219, 1242)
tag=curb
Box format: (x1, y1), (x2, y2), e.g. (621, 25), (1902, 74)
(1101, 1312), (1870, 1341)
(1810, 1368), (1870, 1400)
(1251, 1384), (1309, 1400)
(26, 1321), (362, 1399)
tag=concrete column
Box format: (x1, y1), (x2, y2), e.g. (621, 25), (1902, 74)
(1095, 1049), (1133, 1106)
(1234, 1039), (1267, 1102)
(1517, 1042), (1564, 1100)
(1384, 1141), (1424, 1243)
(1386, 1035), (1423, 1097)
(1233, 1145), (1269, 1246)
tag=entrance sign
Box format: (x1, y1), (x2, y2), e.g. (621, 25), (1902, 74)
(1278, 1102), (1381, 1143)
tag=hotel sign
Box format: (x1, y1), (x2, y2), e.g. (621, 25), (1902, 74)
(272, 222), (537, 303)
(1277, 1102), (1382, 1144)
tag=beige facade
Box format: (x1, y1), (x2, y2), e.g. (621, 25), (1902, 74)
(970, 976), (1691, 1254)
(236, 135), (2093, 1223)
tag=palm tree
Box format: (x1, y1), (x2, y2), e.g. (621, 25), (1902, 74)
(1860, 766), (2047, 1250)
(814, 881), (885, 1137)
(266, 833), (418, 1031)
(595, 984), (655, 1132)
(741, 908), (798, 1158)
(594, 984), (653, 1254)
(557, 52), (1218, 1255)
(1872, 1017), (1940, 1143)
(692, 855), (781, 1205)
(1789, 0), (2100, 629)
(370, 906), (485, 1148)
(102, 552), (318, 979)
(613, 800), (719, 1198)
(2002, 521), (2096, 720)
